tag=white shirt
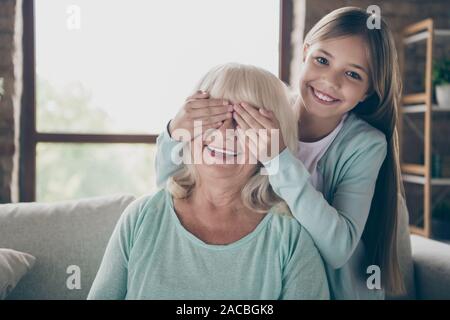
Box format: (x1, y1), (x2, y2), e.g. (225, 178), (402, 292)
(298, 113), (349, 190)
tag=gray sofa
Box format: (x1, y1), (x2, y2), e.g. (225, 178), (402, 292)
(0, 192), (449, 300)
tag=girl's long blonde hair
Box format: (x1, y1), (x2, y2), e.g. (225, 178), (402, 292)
(167, 63), (299, 215)
(304, 7), (406, 295)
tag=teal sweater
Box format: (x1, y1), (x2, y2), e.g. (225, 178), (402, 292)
(155, 112), (387, 299)
(87, 189), (330, 299)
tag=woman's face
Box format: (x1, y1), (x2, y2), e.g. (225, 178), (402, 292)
(189, 117), (258, 181)
(298, 35), (371, 119)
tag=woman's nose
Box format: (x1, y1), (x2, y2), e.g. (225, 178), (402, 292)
(220, 118), (237, 131)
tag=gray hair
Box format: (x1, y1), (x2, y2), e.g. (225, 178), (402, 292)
(167, 63), (298, 215)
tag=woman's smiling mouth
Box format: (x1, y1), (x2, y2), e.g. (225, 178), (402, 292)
(206, 145), (241, 158)
(310, 86), (341, 105)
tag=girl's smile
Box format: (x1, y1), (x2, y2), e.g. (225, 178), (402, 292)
(309, 85), (342, 106)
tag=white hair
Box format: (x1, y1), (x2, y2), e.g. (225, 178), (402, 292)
(166, 63), (298, 215)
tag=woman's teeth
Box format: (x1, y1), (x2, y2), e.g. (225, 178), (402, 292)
(312, 87), (338, 102)
(206, 145), (240, 157)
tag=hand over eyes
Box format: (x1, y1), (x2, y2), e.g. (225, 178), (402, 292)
(169, 91), (233, 142)
(233, 102), (287, 163)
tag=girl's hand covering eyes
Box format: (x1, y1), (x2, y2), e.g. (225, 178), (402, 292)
(233, 102), (287, 163)
(169, 91), (233, 142)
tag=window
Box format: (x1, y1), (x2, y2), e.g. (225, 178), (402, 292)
(22, 0), (290, 202)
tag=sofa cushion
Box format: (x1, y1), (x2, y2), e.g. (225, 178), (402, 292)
(0, 248), (36, 299)
(0, 193), (135, 300)
(411, 235), (450, 299)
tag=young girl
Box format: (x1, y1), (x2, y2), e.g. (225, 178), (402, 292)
(155, 7), (405, 299)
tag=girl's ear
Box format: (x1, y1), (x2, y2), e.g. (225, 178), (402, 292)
(361, 93), (369, 102)
(302, 43), (310, 63)
(361, 88), (374, 102)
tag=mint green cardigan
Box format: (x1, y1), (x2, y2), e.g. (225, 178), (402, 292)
(155, 112), (387, 299)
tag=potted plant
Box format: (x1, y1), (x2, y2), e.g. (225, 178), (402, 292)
(433, 58), (450, 109)
(432, 200), (450, 240)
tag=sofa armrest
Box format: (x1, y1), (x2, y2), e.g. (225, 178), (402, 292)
(411, 235), (450, 299)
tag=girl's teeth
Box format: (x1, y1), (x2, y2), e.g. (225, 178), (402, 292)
(314, 88), (336, 102)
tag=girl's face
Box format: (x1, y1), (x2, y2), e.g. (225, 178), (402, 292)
(299, 35), (371, 119)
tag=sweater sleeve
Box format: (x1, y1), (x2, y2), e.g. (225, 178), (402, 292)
(155, 120), (185, 188)
(87, 199), (143, 300)
(263, 136), (387, 269)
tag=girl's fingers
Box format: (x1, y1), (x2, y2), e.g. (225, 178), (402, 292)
(188, 98), (230, 109)
(186, 91), (209, 101)
(199, 112), (233, 125)
(259, 107), (276, 121)
(189, 105), (233, 119)
(233, 104), (264, 130)
(233, 110), (250, 130)
(239, 102), (274, 128)
(202, 121), (223, 131)
(261, 109), (281, 128)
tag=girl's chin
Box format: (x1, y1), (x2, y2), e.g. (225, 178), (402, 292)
(302, 97), (329, 113)
(301, 92), (348, 118)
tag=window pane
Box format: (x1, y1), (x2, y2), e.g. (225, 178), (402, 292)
(35, 0), (280, 134)
(36, 143), (156, 202)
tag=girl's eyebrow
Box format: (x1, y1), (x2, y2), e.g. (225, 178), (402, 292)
(317, 48), (368, 76)
(317, 48), (334, 58)
(348, 63), (368, 76)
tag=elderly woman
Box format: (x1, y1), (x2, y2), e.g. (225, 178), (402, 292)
(87, 63), (329, 300)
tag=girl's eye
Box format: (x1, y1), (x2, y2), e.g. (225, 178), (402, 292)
(315, 57), (328, 65)
(346, 71), (362, 80)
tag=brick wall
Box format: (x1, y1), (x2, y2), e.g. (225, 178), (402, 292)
(0, 0), (21, 203)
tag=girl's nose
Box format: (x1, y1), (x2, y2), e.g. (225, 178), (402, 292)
(323, 71), (341, 90)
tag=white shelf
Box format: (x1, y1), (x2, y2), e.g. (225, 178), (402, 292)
(432, 178), (450, 186)
(402, 104), (450, 113)
(402, 174), (450, 186)
(404, 29), (450, 45)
